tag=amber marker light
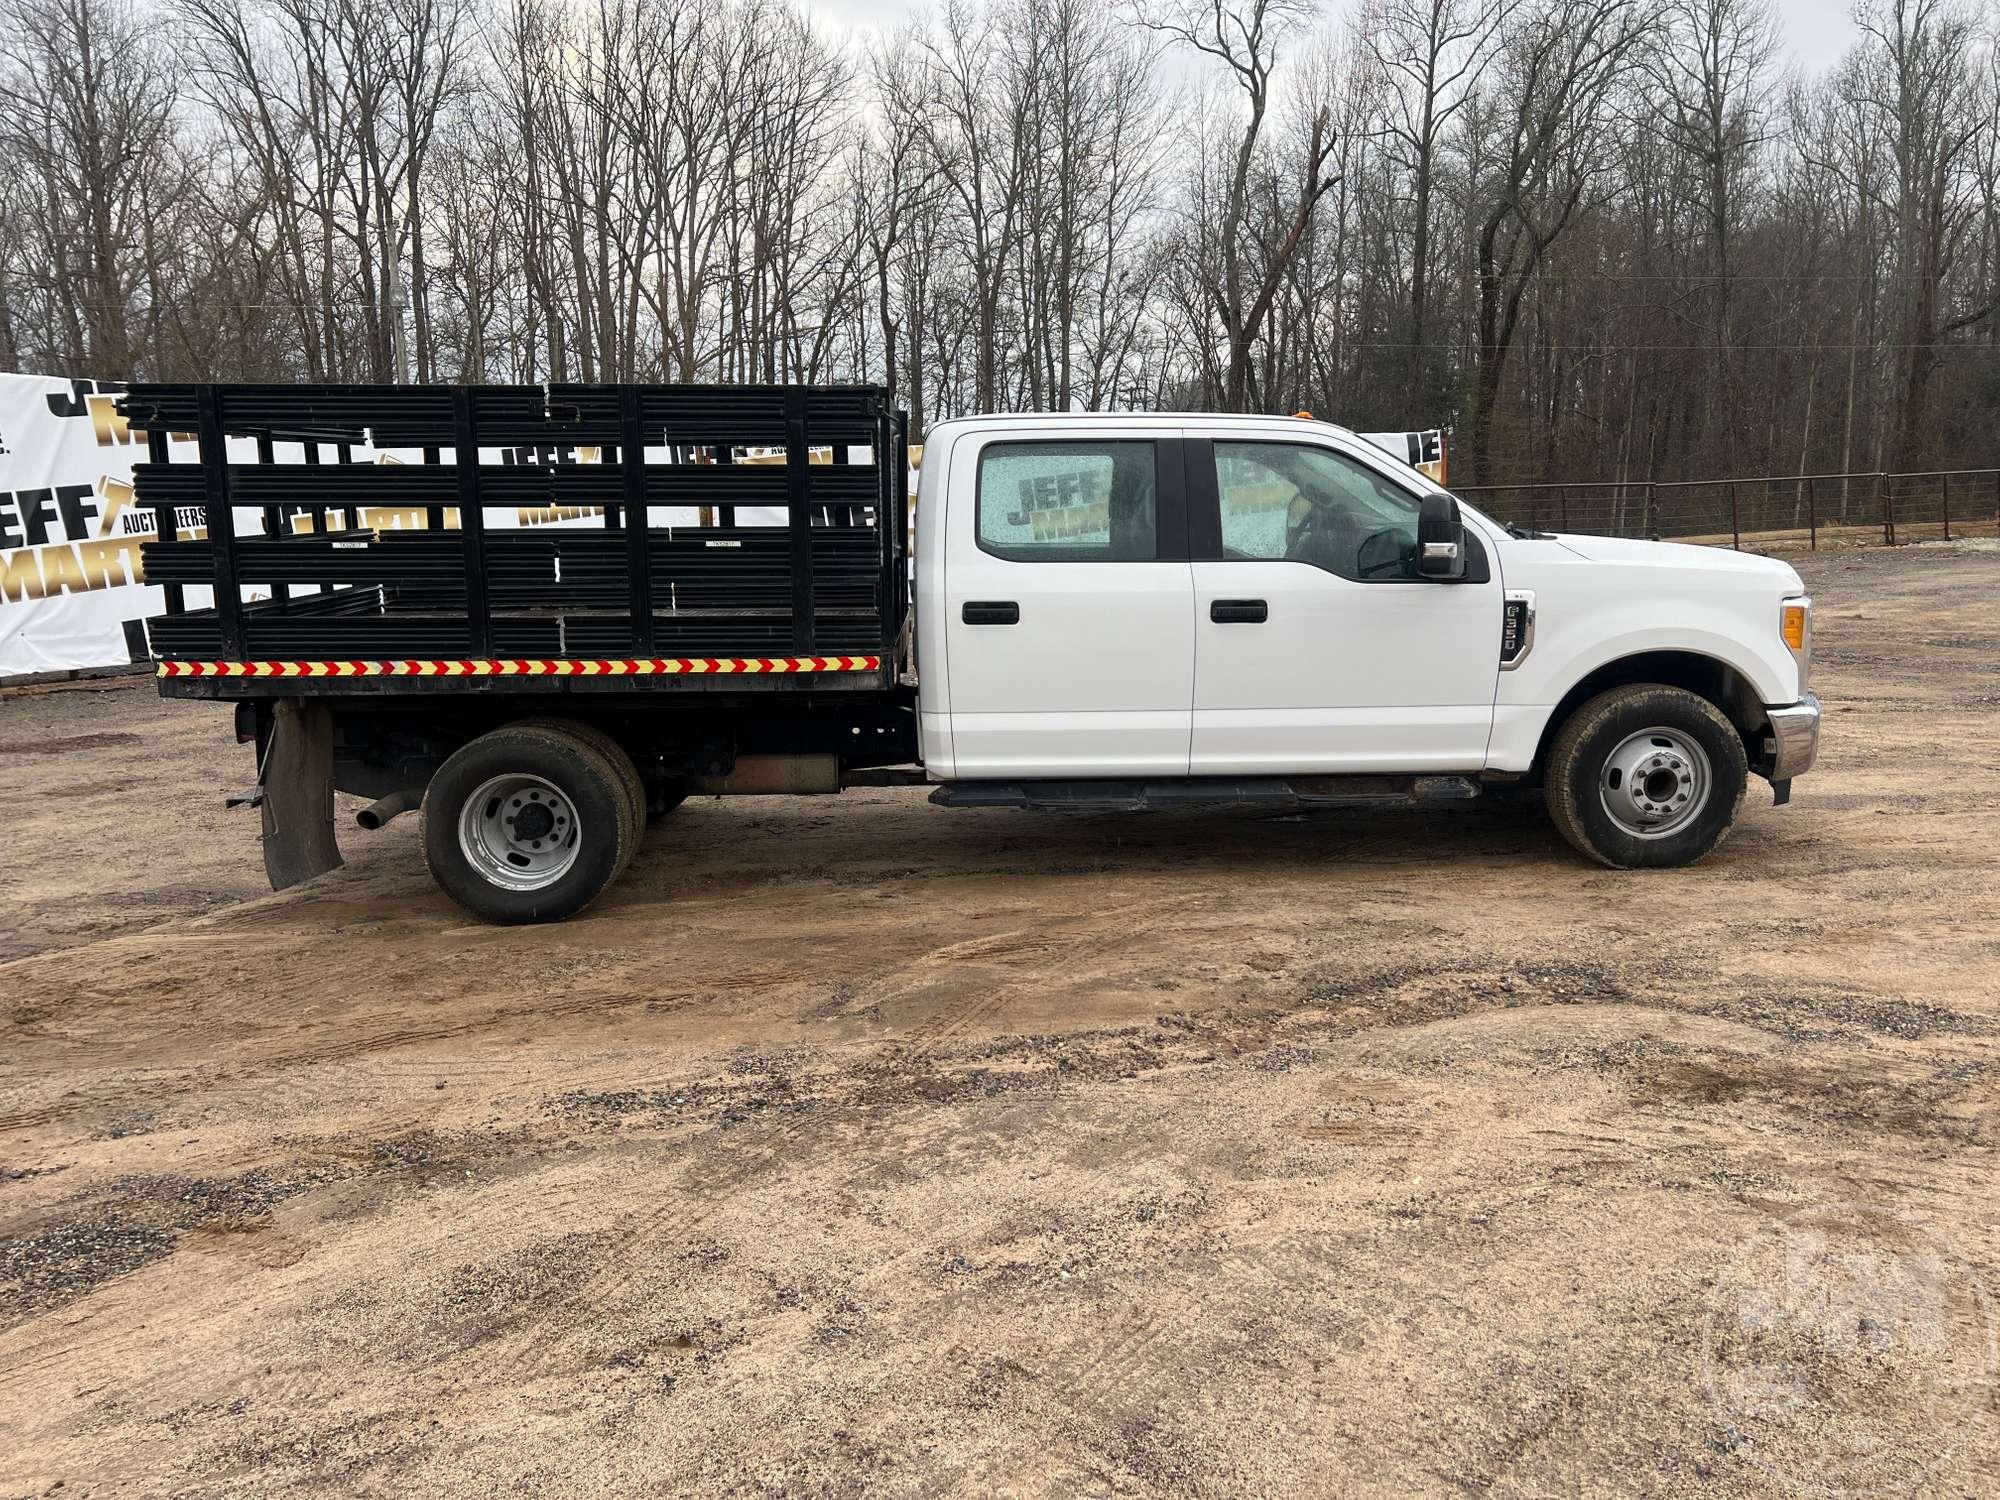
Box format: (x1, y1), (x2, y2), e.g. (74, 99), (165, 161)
(1781, 600), (1809, 654)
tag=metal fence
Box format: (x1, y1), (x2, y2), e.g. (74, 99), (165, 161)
(1453, 470), (2000, 550)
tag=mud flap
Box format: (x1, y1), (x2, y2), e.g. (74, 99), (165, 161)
(260, 699), (344, 890)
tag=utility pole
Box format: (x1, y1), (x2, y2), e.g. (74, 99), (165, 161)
(385, 258), (410, 384)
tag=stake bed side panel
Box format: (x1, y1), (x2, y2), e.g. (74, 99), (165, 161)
(121, 382), (911, 700)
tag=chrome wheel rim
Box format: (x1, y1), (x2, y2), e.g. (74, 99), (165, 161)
(1600, 727), (1711, 839)
(458, 773), (581, 891)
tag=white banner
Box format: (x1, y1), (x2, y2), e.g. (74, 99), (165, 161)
(0, 374), (408, 675)
(0, 374), (200, 675)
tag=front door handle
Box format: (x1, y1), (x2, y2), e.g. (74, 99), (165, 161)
(1210, 598), (1268, 624)
(962, 600), (1020, 625)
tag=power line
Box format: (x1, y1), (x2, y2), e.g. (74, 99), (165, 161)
(1329, 341), (1997, 352)
(1459, 272), (1968, 283)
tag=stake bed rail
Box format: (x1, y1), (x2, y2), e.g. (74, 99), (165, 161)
(121, 383), (910, 699)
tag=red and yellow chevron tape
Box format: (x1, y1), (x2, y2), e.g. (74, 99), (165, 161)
(157, 656), (881, 679)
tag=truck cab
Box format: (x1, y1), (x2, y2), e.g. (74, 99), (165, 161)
(915, 412), (1817, 857)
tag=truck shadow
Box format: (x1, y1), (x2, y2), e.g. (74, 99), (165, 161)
(608, 782), (1807, 913)
(629, 787), (1574, 892)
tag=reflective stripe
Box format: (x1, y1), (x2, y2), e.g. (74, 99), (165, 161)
(158, 656), (881, 679)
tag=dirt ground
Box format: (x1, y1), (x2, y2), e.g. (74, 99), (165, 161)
(3, 541), (1998, 1498)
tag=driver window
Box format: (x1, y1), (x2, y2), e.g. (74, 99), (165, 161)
(1214, 442), (1425, 582)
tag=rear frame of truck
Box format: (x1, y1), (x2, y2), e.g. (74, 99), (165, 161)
(122, 382), (918, 919)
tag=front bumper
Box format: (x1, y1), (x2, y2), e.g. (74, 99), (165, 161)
(1765, 694), (1822, 781)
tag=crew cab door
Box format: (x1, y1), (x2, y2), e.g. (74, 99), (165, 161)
(1188, 436), (1501, 773)
(942, 429), (1193, 777)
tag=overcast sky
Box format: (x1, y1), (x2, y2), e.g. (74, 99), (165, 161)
(1775, 0), (1860, 73)
(806, 0), (1863, 75)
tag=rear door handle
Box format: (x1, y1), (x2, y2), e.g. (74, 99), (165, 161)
(962, 600), (1020, 625)
(1210, 599), (1268, 624)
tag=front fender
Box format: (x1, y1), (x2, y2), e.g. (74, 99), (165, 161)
(1487, 592), (1798, 774)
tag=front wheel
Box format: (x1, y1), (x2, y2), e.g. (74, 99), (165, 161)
(1544, 684), (1747, 869)
(421, 723), (636, 923)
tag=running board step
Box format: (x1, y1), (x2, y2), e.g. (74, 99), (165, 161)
(929, 776), (1481, 813)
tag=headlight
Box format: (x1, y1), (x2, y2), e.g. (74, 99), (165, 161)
(1781, 596), (1812, 691)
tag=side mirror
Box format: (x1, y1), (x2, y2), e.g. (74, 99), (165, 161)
(1418, 494), (1466, 581)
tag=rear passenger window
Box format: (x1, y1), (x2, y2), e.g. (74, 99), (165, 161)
(976, 442), (1158, 561)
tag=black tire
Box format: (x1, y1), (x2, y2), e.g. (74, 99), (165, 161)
(421, 723), (634, 923)
(517, 717), (645, 852)
(1544, 684), (1747, 869)
(649, 785), (689, 822)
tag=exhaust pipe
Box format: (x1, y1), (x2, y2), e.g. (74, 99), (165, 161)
(355, 788), (420, 831)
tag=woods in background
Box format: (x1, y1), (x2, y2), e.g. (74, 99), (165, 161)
(3, 0), (1999, 486)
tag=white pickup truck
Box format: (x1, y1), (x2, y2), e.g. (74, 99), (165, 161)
(134, 386), (1820, 923)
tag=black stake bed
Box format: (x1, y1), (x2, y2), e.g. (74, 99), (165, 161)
(119, 383), (910, 699)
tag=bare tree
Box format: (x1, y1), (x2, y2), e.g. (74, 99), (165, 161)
(0, 0), (187, 376)
(914, 0), (1041, 414)
(1462, 0), (1658, 483)
(1651, 0), (1780, 453)
(0, 175), (22, 372)
(861, 32), (944, 419)
(1859, 0), (1995, 472)
(1138, 0), (1341, 410)
(1361, 0), (1509, 411)
(5, 0), (2000, 489)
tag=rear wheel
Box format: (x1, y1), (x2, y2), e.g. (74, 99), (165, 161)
(1544, 684), (1747, 869)
(422, 723), (634, 923)
(516, 717), (645, 851)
